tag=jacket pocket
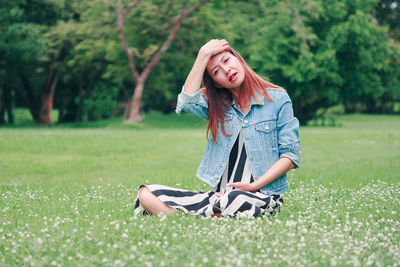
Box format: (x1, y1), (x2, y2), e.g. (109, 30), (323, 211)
(255, 120), (278, 147)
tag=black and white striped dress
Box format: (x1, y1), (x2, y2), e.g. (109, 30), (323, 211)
(134, 130), (283, 218)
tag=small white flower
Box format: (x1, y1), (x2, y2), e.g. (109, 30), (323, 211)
(24, 255), (33, 263)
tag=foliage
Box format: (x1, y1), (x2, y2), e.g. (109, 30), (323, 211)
(375, 0), (400, 40)
(82, 84), (118, 121)
(1, 0), (400, 125)
(116, 0), (231, 113)
(220, 0), (400, 123)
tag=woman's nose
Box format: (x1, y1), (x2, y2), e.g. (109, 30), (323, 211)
(222, 66), (230, 75)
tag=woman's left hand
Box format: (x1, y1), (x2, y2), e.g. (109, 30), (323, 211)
(226, 182), (257, 192)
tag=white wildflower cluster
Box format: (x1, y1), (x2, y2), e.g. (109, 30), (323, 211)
(0, 181), (399, 266)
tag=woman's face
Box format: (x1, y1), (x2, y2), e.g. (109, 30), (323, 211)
(206, 51), (245, 93)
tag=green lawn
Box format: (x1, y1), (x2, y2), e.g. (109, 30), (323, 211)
(1, 112), (399, 266)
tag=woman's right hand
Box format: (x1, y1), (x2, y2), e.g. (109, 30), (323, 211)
(182, 39), (229, 95)
(198, 39), (229, 58)
(214, 188), (226, 198)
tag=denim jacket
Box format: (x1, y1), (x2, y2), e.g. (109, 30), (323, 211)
(175, 87), (301, 195)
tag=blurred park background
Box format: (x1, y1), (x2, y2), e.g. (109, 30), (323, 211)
(1, 0), (400, 126)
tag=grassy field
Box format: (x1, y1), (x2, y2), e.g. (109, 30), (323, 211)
(0, 112), (399, 266)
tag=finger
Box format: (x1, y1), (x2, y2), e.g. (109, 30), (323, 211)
(214, 39), (228, 47)
(227, 183), (238, 190)
(215, 192), (221, 198)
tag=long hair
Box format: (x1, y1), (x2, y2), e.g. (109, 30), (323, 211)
(203, 47), (280, 143)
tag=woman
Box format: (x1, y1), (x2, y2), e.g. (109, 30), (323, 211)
(134, 39), (301, 218)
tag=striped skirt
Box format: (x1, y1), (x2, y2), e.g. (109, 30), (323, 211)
(134, 184), (283, 218)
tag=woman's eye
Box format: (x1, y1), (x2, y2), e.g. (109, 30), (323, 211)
(224, 58), (229, 63)
(214, 70), (219, 75)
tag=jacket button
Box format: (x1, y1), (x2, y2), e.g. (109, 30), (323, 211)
(249, 156), (254, 160)
(244, 120), (249, 124)
(245, 136), (250, 140)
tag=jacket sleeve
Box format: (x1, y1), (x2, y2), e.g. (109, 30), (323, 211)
(175, 86), (209, 120)
(276, 90), (301, 168)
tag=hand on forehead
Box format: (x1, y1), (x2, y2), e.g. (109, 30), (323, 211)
(206, 51), (230, 73)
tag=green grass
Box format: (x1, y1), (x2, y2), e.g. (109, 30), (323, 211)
(1, 112), (399, 266)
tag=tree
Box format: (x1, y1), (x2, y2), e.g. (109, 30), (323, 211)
(375, 0), (400, 40)
(117, 0), (212, 123)
(372, 0), (400, 113)
(0, 0), (74, 125)
(221, 0), (399, 123)
(0, 0), (26, 124)
(237, 0), (342, 123)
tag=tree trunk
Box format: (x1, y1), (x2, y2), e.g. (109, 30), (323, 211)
(4, 88), (14, 124)
(0, 87), (5, 125)
(18, 71), (40, 123)
(58, 104), (65, 123)
(124, 81), (144, 122)
(39, 74), (58, 125)
(75, 70), (84, 122)
(119, 0), (211, 123)
(343, 101), (353, 114)
(2, 73), (15, 124)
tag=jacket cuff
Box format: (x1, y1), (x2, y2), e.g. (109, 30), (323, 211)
(175, 86), (202, 114)
(280, 151), (300, 168)
(279, 141), (301, 168)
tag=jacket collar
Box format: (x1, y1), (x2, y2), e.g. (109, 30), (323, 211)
(231, 90), (265, 107)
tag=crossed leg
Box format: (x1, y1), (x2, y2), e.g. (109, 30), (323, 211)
(138, 186), (223, 218)
(137, 186), (177, 215)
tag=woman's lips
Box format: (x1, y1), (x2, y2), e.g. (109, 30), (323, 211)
(229, 72), (238, 82)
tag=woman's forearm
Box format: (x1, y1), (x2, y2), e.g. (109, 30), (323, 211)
(183, 52), (211, 95)
(183, 39), (229, 95)
(252, 157), (295, 190)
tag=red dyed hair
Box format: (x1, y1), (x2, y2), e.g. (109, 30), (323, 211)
(203, 47), (280, 143)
